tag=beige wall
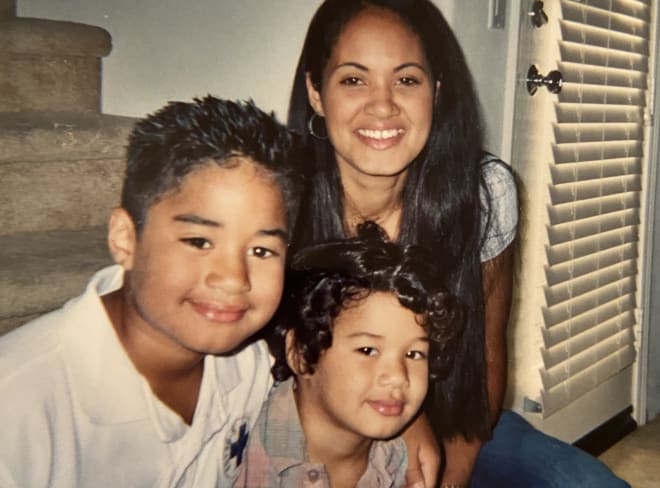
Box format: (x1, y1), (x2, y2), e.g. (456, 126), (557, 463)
(449, 0), (520, 160)
(19, 0), (518, 157)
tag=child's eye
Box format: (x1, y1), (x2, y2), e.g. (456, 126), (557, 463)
(182, 237), (212, 250)
(406, 350), (428, 360)
(357, 347), (377, 356)
(340, 76), (363, 86)
(248, 247), (278, 259)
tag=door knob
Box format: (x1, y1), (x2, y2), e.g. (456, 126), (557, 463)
(529, 1), (549, 28)
(526, 65), (563, 95)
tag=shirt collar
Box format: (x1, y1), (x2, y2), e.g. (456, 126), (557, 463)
(60, 265), (243, 443)
(261, 378), (404, 486)
(61, 265), (149, 425)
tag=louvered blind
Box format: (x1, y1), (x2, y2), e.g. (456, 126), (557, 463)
(539, 0), (651, 416)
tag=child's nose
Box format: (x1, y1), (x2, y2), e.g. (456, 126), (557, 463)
(379, 357), (410, 390)
(206, 254), (251, 294)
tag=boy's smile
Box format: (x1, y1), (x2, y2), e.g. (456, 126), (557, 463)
(188, 301), (247, 324)
(108, 158), (288, 365)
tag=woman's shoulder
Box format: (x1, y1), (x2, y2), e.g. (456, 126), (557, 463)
(480, 153), (516, 195)
(479, 153), (519, 262)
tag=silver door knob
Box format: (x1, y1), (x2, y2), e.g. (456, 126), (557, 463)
(526, 65), (563, 95)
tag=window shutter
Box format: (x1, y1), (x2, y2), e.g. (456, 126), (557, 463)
(538, 0), (652, 416)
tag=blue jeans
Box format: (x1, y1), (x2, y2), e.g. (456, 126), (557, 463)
(470, 410), (630, 487)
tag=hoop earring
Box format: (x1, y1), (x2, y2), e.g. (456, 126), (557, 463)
(307, 113), (328, 140)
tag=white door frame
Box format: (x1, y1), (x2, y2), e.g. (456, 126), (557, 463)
(637, 0), (660, 426)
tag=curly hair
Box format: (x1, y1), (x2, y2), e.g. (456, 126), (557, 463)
(269, 221), (465, 384)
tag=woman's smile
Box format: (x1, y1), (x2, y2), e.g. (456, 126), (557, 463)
(355, 128), (406, 150)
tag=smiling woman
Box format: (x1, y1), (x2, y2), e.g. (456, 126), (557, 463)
(285, 1), (628, 487)
(288, 2), (492, 458)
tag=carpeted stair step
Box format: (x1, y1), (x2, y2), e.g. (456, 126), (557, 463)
(0, 226), (111, 335)
(0, 16), (111, 113)
(0, 112), (136, 235)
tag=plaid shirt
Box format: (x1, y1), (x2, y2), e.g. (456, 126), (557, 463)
(480, 154), (519, 262)
(233, 378), (408, 487)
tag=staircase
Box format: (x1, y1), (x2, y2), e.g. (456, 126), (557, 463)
(0, 0), (136, 334)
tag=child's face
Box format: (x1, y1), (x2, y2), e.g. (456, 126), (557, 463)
(115, 158), (288, 359)
(298, 292), (429, 441)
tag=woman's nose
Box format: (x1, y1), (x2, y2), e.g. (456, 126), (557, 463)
(364, 83), (399, 118)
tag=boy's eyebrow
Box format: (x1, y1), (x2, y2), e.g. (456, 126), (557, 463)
(173, 214), (289, 241)
(259, 228), (289, 242)
(174, 214), (220, 227)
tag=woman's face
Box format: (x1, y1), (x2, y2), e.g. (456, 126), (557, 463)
(307, 7), (437, 184)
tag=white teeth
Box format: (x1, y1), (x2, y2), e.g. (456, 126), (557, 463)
(357, 128), (404, 140)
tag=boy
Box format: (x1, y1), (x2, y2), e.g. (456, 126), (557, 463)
(234, 222), (465, 487)
(0, 96), (302, 487)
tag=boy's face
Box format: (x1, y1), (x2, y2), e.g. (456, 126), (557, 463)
(112, 158), (288, 360)
(295, 292), (429, 442)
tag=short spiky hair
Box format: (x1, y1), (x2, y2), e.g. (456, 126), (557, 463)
(122, 96), (303, 233)
(269, 221), (465, 383)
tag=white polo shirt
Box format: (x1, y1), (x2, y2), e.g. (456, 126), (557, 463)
(0, 265), (272, 487)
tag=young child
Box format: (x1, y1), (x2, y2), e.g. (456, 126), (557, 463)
(0, 96), (302, 487)
(234, 222), (465, 487)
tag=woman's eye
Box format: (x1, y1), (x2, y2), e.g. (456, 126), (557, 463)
(248, 247), (277, 259)
(407, 350), (428, 360)
(398, 77), (420, 86)
(182, 237), (211, 250)
(357, 347), (377, 356)
(340, 76), (363, 86)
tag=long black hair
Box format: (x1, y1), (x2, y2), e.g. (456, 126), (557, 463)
(288, 0), (491, 440)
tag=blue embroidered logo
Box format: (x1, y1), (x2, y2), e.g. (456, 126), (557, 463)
(224, 418), (249, 477)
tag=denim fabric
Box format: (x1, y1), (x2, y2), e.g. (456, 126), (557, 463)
(470, 410), (630, 488)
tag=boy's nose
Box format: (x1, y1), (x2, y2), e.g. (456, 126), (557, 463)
(206, 255), (251, 294)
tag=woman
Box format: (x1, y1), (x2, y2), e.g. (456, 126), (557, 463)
(287, 1), (628, 487)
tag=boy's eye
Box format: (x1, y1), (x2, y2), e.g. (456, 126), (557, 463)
(182, 237), (212, 250)
(248, 246), (278, 259)
(357, 347), (377, 357)
(406, 350), (428, 360)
